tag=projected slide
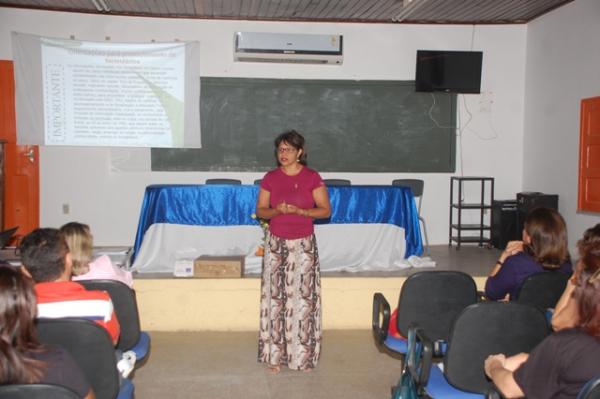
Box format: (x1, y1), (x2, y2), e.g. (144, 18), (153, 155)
(12, 32), (201, 148)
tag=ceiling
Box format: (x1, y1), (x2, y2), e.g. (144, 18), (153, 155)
(0, 0), (574, 24)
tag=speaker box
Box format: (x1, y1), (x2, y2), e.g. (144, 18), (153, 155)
(491, 200), (519, 249)
(516, 192), (559, 234)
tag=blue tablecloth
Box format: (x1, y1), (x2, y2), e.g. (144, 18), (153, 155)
(132, 184), (423, 262)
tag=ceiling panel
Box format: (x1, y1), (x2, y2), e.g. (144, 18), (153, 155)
(0, 0), (574, 24)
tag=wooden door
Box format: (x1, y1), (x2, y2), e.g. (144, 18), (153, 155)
(0, 60), (39, 240)
(578, 96), (600, 212)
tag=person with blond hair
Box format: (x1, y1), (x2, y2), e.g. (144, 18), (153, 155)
(60, 222), (133, 287)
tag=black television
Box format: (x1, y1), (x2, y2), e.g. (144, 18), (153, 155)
(415, 50), (483, 94)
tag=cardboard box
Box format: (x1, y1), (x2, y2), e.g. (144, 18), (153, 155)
(193, 255), (245, 278)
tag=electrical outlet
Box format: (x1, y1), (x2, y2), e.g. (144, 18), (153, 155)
(62, 204), (70, 214)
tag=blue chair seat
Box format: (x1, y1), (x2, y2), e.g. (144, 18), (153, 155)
(425, 364), (484, 399)
(384, 335), (448, 356)
(117, 378), (135, 399)
(383, 335), (408, 353)
(131, 331), (151, 361)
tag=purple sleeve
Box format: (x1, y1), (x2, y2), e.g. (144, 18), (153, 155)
(485, 258), (519, 300)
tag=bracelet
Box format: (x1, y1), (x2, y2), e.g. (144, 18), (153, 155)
(496, 260), (504, 266)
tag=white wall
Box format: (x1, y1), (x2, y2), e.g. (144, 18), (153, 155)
(524, 0), (600, 252)
(0, 8), (527, 246)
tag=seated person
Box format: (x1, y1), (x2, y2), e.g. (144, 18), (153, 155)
(60, 222), (133, 288)
(484, 236), (600, 398)
(19, 228), (120, 345)
(0, 265), (94, 399)
(485, 207), (572, 301)
(552, 223), (600, 331)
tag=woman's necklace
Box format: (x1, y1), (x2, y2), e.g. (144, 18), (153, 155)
(281, 165), (302, 190)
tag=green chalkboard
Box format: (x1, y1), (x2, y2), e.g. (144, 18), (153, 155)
(151, 77), (456, 172)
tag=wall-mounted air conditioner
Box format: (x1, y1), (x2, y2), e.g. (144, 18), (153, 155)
(234, 32), (343, 65)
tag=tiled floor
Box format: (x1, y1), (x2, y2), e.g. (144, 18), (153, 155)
(132, 245), (500, 398)
(133, 330), (402, 399)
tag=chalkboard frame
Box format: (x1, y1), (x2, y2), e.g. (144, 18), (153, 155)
(151, 77), (457, 173)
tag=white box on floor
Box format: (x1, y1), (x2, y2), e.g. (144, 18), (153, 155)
(173, 259), (195, 277)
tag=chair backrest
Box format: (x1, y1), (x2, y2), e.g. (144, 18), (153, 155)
(77, 279), (141, 351)
(0, 226), (18, 249)
(444, 302), (549, 393)
(36, 318), (120, 399)
(579, 377), (600, 399)
(392, 179), (424, 198)
(204, 178), (242, 185)
(323, 179), (351, 186)
(396, 271), (478, 342)
(0, 384), (81, 399)
(392, 326), (433, 399)
(515, 271), (571, 311)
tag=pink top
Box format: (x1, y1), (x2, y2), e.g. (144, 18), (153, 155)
(261, 166), (324, 239)
(72, 255), (134, 288)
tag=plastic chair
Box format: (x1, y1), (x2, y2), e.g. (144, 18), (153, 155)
(391, 325), (434, 399)
(78, 279), (151, 362)
(514, 271), (571, 312)
(204, 178), (242, 185)
(373, 271), (478, 356)
(36, 318), (135, 399)
(392, 179), (429, 253)
(579, 377), (600, 399)
(323, 179), (351, 186)
(0, 384), (81, 399)
(422, 301), (549, 397)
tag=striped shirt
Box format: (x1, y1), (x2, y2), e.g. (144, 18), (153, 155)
(35, 281), (121, 345)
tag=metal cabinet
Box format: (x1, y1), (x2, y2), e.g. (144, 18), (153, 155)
(449, 177), (494, 249)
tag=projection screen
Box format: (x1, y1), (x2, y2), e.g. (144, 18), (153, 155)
(11, 32), (201, 148)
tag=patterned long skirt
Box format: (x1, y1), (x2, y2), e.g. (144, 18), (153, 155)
(258, 232), (322, 371)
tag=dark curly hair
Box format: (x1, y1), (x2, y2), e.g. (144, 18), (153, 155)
(274, 130), (307, 166)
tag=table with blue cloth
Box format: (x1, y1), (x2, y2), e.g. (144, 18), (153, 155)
(131, 184), (423, 274)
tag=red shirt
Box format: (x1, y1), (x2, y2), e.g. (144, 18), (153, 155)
(261, 166), (324, 239)
(35, 281), (121, 345)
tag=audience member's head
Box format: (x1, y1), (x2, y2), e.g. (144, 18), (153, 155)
(0, 266), (44, 384)
(523, 207), (569, 269)
(574, 239), (600, 337)
(577, 223), (600, 255)
(19, 228), (70, 283)
(60, 222), (93, 276)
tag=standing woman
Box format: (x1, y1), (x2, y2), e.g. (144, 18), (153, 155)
(256, 130), (331, 372)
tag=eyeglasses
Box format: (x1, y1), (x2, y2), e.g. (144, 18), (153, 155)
(277, 147), (298, 153)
